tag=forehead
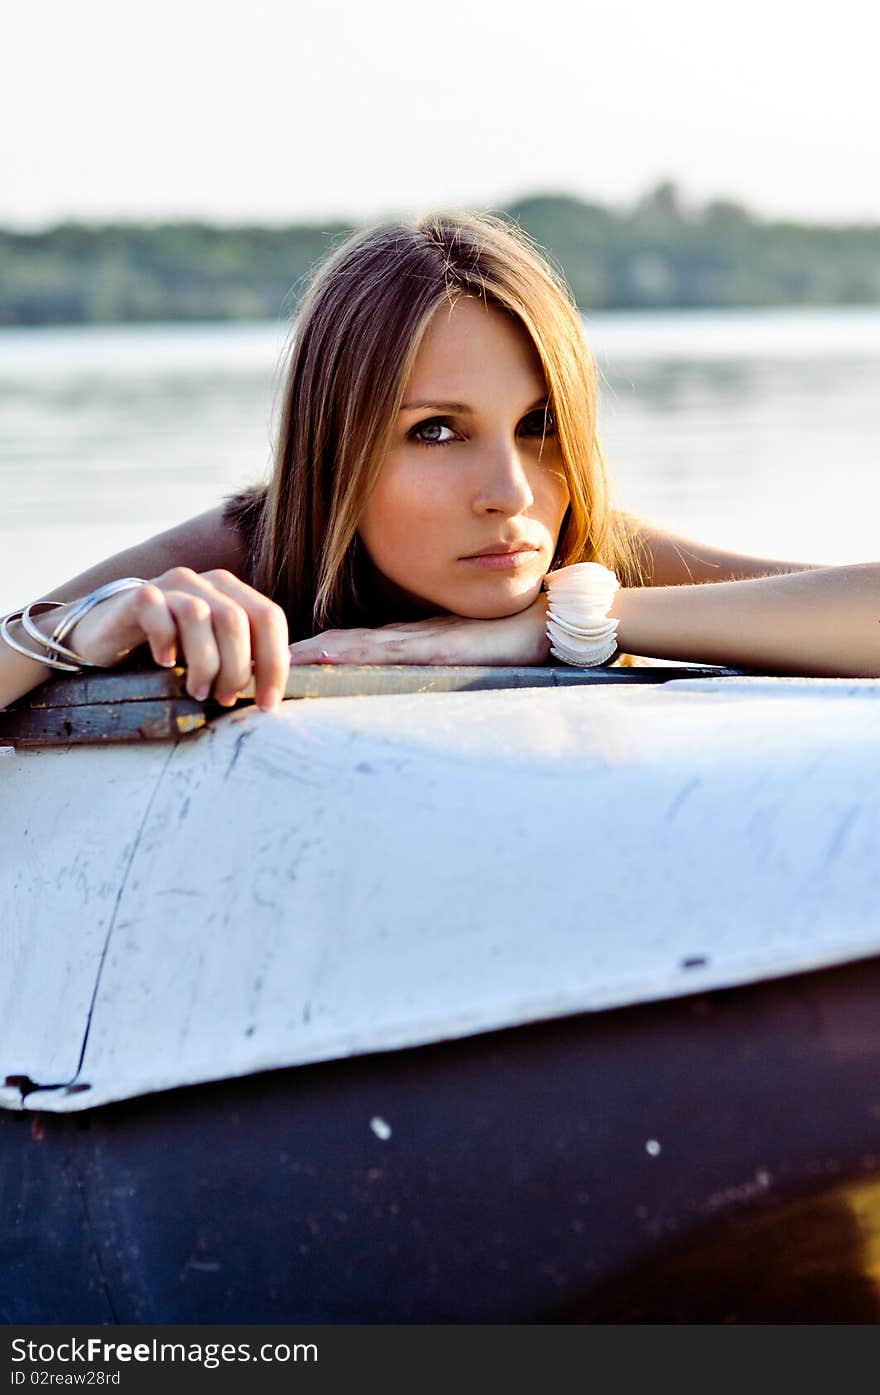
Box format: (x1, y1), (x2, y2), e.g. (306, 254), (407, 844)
(406, 296), (547, 401)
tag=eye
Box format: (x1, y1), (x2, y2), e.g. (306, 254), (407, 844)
(410, 418), (459, 447)
(519, 406), (556, 438)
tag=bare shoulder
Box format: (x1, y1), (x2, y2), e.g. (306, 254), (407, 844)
(618, 512), (827, 587)
(41, 504), (249, 604)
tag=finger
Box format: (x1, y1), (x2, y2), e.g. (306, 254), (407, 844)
(154, 569), (290, 710)
(164, 591), (222, 700)
(153, 569), (251, 705)
(198, 594), (252, 705)
(289, 628), (433, 667)
(131, 583), (179, 667)
(289, 631), (350, 666)
(65, 582), (176, 669)
(200, 572), (290, 710)
(247, 599), (290, 709)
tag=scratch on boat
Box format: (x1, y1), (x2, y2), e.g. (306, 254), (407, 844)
(665, 778), (701, 820)
(824, 804), (861, 868)
(224, 728), (254, 780)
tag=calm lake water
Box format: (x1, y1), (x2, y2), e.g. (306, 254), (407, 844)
(1, 308), (879, 613)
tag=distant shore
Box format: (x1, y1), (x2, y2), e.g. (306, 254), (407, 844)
(2, 183), (879, 326)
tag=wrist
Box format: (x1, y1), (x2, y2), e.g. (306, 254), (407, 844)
(55, 578), (147, 669)
(609, 587), (647, 658)
(611, 584), (698, 665)
(0, 601), (80, 676)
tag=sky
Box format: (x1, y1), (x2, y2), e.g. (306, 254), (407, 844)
(3, 0), (880, 228)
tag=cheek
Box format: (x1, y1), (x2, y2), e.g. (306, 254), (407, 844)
(375, 466), (441, 527)
(360, 455), (454, 564)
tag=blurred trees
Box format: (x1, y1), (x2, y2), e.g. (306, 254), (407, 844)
(505, 182), (880, 311)
(0, 221), (353, 325)
(2, 184), (879, 325)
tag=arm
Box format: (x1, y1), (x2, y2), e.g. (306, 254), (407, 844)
(623, 514), (828, 587)
(287, 563), (880, 678)
(37, 504), (246, 603)
(612, 564), (880, 677)
(0, 506), (288, 712)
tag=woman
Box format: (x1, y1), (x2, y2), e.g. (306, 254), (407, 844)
(1, 212), (878, 711)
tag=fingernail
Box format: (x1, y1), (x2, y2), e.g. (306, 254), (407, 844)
(193, 683), (210, 702)
(259, 686), (281, 712)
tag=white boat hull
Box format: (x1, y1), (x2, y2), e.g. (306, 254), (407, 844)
(2, 676), (880, 1113)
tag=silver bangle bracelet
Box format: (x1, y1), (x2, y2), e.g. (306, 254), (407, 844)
(20, 601), (92, 666)
(50, 577), (146, 651)
(1, 604), (84, 672)
(1, 577), (147, 674)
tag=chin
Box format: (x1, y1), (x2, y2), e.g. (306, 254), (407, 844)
(450, 583), (543, 621)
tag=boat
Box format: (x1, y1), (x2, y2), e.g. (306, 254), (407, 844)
(2, 665), (880, 1322)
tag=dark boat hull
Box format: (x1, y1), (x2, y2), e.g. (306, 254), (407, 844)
(4, 954), (880, 1324)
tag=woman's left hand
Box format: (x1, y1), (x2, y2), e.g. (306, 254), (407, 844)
(289, 593), (550, 667)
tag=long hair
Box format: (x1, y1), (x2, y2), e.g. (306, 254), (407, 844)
(233, 211), (644, 640)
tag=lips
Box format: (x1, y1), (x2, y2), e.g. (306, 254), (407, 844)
(462, 542), (540, 559)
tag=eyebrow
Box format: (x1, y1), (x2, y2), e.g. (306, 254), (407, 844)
(399, 396), (549, 414)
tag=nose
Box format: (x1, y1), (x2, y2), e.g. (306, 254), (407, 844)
(472, 437), (535, 516)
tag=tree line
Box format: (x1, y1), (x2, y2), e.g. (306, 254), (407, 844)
(2, 183), (879, 326)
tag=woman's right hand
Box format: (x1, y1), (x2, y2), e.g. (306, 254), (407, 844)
(66, 568), (291, 711)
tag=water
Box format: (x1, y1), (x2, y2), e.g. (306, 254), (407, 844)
(1, 308), (878, 613)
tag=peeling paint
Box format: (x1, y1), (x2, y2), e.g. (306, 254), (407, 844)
(174, 712), (206, 736)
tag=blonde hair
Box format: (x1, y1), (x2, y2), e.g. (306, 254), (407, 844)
(237, 211), (644, 640)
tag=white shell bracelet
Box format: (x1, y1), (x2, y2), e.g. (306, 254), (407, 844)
(543, 562), (621, 667)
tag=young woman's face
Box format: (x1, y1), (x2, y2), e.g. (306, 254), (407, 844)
(358, 296), (570, 619)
